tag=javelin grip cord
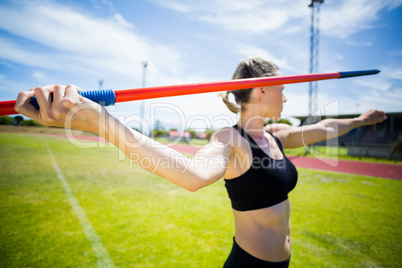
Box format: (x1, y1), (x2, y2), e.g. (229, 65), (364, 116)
(29, 89), (116, 109)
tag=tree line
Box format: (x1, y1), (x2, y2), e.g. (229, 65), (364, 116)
(0, 115), (43, 126)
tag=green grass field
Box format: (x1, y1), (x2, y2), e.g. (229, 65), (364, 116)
(0, 133), (401, 267)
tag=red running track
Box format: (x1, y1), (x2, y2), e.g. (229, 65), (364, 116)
(286, 156), (402, 180)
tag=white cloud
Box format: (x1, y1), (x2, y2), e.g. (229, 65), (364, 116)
(355, 79), (392, 92)
(282, 88), (343, 117)
(0, 60), (17, 69)
(151, 0), (402, 40)
(0, 37), (59, 70)
(357, 88), (402, 113)
(336, 54), (344, 61)
(111, 14), (134, 28)
(234, 45), (291, 71)
(90, 0), (114, 11)
(32, 71), (51, 82)
(321, 0), (402, 38)
(149, 0), (309, 35)
(0, 72), (32, 96)
(0, 1), (184, 86)
(198, 9), (289, 35)
(148, 0), (268, 13)
(345, 41), (372, 47)
(150, 1), (193, 13)
(282, 90), (309, 117)
(380, 67), (402, 81)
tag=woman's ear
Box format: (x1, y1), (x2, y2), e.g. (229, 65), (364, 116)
(256, 87), (266, 99)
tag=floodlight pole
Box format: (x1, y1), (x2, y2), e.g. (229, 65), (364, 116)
(308, 0), (324, 124)
(140, 61), (148, 133)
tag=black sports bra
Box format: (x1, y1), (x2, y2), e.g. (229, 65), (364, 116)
(224, 125), (298, 211)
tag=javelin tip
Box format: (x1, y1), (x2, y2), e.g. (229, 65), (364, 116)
(339, 69), (380, 78)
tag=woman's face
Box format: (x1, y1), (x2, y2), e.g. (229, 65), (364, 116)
(261, 70), (287, 119)
(262, 84), (287, 119)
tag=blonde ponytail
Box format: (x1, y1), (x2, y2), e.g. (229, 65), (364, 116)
(220, 91), (240, 114)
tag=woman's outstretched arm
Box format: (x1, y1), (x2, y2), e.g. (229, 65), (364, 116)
(15, 84), (233, 191)
(266, 110), (387, 149)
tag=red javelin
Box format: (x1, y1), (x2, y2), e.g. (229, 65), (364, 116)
(0, 70), (380, 116)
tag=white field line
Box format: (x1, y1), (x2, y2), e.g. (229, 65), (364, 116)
(45, 142), (115, 268)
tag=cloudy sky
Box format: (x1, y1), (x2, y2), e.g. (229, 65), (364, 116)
(0, 0), (401, 132)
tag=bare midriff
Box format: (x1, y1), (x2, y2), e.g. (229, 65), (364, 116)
(232, 199), (291, 262)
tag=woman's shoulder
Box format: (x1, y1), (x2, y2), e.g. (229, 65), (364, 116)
(211, 126), (243, 148)
(211, 126), (236, 140)
(264, 123), (293, 147)
(264, 123), (293, 134)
